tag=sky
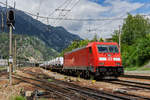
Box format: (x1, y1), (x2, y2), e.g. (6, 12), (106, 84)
(1, 0), (150, 39)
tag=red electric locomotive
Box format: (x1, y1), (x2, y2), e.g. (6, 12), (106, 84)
(63, 42), (124, 78)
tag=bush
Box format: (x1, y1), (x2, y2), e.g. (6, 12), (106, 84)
(11, 96), (26, 100)
(135, 37), (150, 66)
(121, 36), (150, 67)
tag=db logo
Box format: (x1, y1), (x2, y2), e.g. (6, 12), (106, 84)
(108, 57), (112, 61)
(72, 57), (75, 62)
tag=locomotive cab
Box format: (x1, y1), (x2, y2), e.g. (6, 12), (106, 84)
(93, 42), (124, 77)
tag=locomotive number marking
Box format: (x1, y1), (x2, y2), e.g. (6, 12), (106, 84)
(108, 57), (112, 61)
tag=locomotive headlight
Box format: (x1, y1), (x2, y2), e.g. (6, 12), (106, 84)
(99, 62), (104, 65)
(99, 57), (106, 61)
(113, 58), (120, 61)
(116, 63), (120, 65)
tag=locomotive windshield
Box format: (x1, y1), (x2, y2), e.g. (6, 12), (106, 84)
(97, 45), (119, 53)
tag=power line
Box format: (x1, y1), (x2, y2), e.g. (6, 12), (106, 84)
(57, 0), (81, 25)
(69, 0), (81, 12)
(38, 0), (42, 12)
(46, 0), (73, 27)
(48, 0), (69, 17)
(36, 0), (43, 20)
(0, 1), (125, 21)
(52, 0), (74, 26)
(40, 0), (69, 25)
(21, 10), (126, 22)
(92, 14), (125, 31)
(1, 1), (150, 22)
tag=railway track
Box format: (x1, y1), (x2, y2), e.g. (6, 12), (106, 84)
(13, 74), (89, 100)
(121, 75), (150, 80)
(0, 69), (7, 74)
(103, 79), (150, 99)
(20, 70), (149, 100)
(0, 69), (8, 79)
(12, 73), (126, 100)
(107, 79), (150, 90)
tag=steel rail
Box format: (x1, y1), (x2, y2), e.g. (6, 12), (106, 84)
(116, 80), (150, 86)
(108, 80), (150, 90)
(24, 70), (143, 100)
(12, 75), (78, 100)
(121, 75), (150, 80)
(50, 78), (150, 100)
(13, 74), (93, 100)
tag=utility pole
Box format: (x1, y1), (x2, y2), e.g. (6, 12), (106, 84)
(119, 25), (121, 52)
(9, 26), (13, 85)
(36, 12), (39, 20)
(7, 9), (15, 85)
(1, 11), (4, 32)
(47, 17), (50, 31)
(6, 0), (7, 9)
(14, 1), (16, 9)
(13, 39), (17, 71)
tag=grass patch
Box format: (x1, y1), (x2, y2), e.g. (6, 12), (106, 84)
(39, 75), (44, 78)
(137, 67), (150, 71)
(38, 98), (47, 100)
(90, 75), (94, 80)
(14, 71), (17, 75)
(47, 79), (53, 82)
(0, 66), (7, 70)
(64, 76), (68, 80)
(125, 66), (150, 71)
(11, 95), (26, 100)
(125, 66), (139, 71)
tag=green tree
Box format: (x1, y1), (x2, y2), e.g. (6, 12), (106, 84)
(135, 37), (150, 66)
(122, 14), (150, 45)
(112, 30), (119, 43)
(112, 14), (150, 67)
(91, 34), (98, 42)
(99, 38), (104, 42)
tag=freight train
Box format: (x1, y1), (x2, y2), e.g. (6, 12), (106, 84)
(41, 42), (124, 79)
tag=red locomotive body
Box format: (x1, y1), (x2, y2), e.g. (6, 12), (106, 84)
(64, 42), (124, 77)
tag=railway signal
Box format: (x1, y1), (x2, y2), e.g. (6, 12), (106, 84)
(6, 8), (15, 85)
(7, 9), (15, 27)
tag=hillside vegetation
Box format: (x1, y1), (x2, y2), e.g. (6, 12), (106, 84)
(0, 6), (82, 52)
(0, 33), (59, 61)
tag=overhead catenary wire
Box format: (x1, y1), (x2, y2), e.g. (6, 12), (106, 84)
(23, 11), (126, 21)
(58, 0), (73, 15)
(36, 0), (43, 20)
(57, 0), (81, 25)
(38, 0), (42, 12)
(92, 14), (125, 32)
(0, 1), (125, 21)
(40, 0), (69, 24)
(46, 0), (73, 28)
(48, 0), (69, 17)
(0, 1), (150, 22)
(63, 0), (81, 17)
(52, 0), (74, 26)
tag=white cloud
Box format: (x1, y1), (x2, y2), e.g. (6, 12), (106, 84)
(0, 0), (144, 39)
(104, 0), (143, 16)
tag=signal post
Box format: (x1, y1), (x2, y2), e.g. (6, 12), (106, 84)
(7, 9), (15, 85)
